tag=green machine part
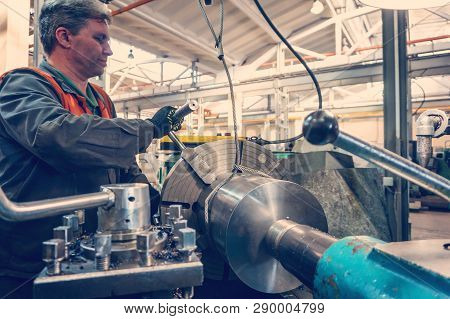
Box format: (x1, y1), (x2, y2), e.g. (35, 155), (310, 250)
(314, 236), (450, 298)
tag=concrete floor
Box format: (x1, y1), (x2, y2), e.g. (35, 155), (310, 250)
(410, 211), (450, 240)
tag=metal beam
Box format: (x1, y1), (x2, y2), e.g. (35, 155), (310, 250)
(426, 8), (450, 21)
(291, 46), (327, 60)
(112, 0), (240, 66)
(288, 7), (379, 44)
(382, 10), (410, 242)
(229, 0), (279, 43)
(324, 0), (354, 51)
(112, 54), (449, 111)
(346, 20), (382, 56)
(109, 27), (220, 75)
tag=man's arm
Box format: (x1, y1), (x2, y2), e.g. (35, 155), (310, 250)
(0, 70), (155, 172)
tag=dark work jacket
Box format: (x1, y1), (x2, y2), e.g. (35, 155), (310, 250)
(0, 62), (157, 278)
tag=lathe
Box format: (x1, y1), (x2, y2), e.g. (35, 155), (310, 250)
(0, 107), (448, 298)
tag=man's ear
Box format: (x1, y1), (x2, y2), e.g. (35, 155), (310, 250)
(54, 27), (72, 49)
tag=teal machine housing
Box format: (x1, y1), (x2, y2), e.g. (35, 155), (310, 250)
(314, 237), (449, 298)
(266, 220), (449, 299)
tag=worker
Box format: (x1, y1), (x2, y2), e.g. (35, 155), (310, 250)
(0, 0), (181, 298)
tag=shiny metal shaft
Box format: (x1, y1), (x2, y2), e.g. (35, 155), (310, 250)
(265, 220), (336, 289)
(168, 132), (187, 151)
(335, 132), (450, 201)
(0, 188), (115, 222)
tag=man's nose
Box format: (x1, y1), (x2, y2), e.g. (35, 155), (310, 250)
(104, 42), (113, 56)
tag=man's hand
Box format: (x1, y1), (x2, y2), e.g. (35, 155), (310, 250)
(147, 106), (183, 138)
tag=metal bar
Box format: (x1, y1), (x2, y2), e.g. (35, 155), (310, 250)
(334, 132), (450, 202)
(0, 188), (114, 222)
(33, 0), (44, 67)
(167, 132), (187, 151)
(166, 100), (199, 151)
(288, 7), (379, 43)
(108, 67), (130, 95)
(111, 0), (158, 16)
(168, 65), (191, 87)
(382, 9), (410, 241)
(229, 0), (279, 42)
(112, 0), (240, 66)
(426, 8), (450, 21)
(290, 46), (327, 60)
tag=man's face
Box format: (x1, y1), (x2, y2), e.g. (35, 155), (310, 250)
(69, 19), (113, 79)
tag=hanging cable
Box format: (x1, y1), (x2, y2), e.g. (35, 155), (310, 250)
(198, 0), (241, 167)
(412, 80), (426, 116)
(247, 0), (323, 146)
(252, 0), (322, 111)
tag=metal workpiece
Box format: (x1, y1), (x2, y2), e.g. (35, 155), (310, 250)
(0, 187), (114, 222)
(265, 220), (337, 289)
(42, 239), (65, 276)
(208, 174), (328, 293)
(94, 234), (112, 271)
(97, 183), (151, 241)
(53, 226), (74, 259)
(314, 237), (450, 298)
(303, 110), (450, 201)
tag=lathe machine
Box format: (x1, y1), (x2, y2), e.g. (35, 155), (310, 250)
(0, 107), (448, 298)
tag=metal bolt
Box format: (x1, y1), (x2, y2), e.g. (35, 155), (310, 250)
(53, 226), (73, 259)
(74, 210), (85, 234)
(95, 233), (112, 271)
(42, 239), (65, 275)
(177, 227), (196, 259)
(62, 214), (79, 237)
(137, 231), (159, 266)
(173, 219), (188, 237)
(169, 205), (183, 222)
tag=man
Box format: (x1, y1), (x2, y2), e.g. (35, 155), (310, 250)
(0, 0), (180, 298)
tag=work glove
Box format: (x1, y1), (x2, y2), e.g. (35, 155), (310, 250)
(147, 106), (183, 138)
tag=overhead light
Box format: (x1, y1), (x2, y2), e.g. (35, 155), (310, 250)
(132, 80), (138, 91)
(128, 49), (134, 60)
(310, 0), (324, 15)
(358, 0), (449, 10)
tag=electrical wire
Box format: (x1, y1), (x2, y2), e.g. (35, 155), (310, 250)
(198, 0), (241, 166)
(252, 0), (322, 111)
(412, 80), (426, 116)
(246, 0), (322, 146)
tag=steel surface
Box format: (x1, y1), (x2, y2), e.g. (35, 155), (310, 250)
(211, 175), (327, 293)
(33, 257), (203, 298)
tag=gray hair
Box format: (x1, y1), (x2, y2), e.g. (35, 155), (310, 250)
(39, 0), (112, 55)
